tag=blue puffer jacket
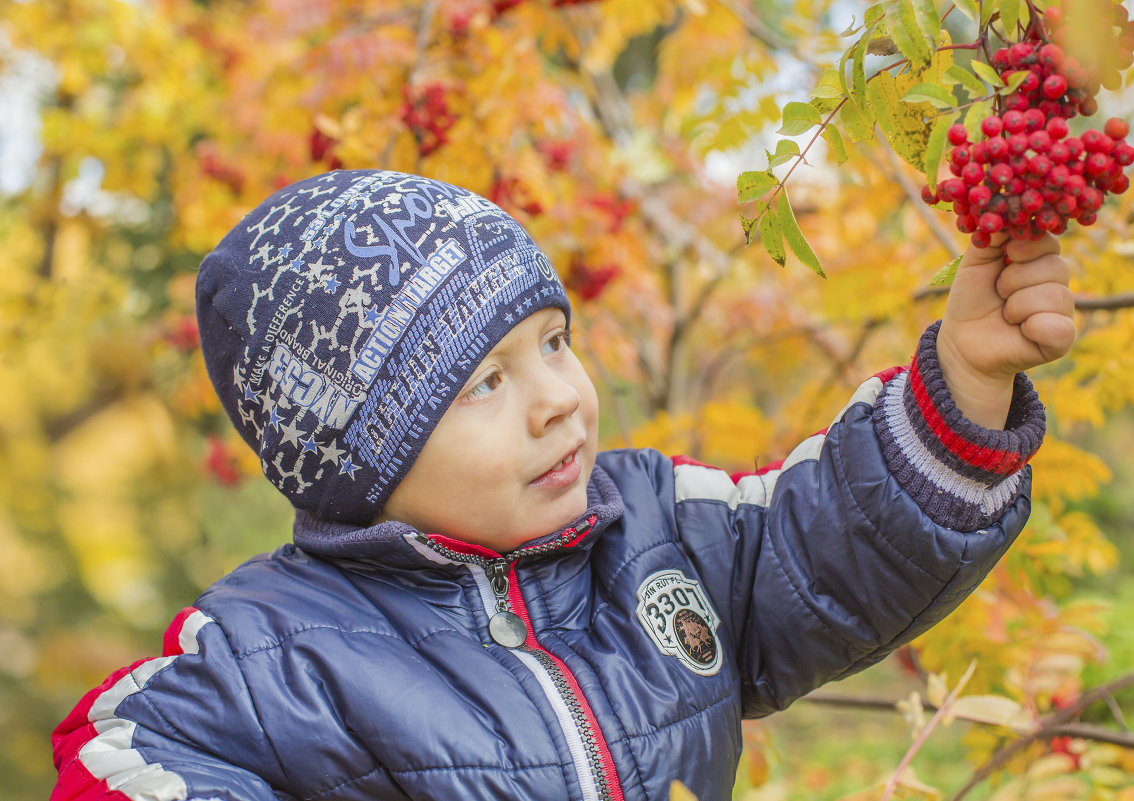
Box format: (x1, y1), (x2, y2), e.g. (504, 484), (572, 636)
(52, 373), (1034, 801)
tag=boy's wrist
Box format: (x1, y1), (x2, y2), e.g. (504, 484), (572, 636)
(935, 330), (1014, 430)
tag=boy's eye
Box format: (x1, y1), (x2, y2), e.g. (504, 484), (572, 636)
(542, 330), (572, 355)
(465, 371), (502, 400)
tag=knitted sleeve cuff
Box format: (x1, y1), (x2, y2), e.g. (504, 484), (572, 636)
(871, 320), (1046, 532)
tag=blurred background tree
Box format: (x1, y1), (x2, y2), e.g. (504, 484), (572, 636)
(1, 1), (1132, 799)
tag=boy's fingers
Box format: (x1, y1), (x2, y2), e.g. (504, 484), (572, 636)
(1020, 311), (1077, 357)
(1002, 281), (1075, 326)
(1004, 232), (1060, 263)
(995, 253), (1071, 298)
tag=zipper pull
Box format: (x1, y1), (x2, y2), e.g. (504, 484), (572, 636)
(486, 561), (527, 648)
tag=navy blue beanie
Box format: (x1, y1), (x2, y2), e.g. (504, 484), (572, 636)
(196, 170), (571, 525)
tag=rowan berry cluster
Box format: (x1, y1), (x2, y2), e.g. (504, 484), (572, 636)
(399, 83), (457, 158)
(923, 2), (1134, 246)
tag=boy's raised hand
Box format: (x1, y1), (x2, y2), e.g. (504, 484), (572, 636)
(936, 233), (1076, 429)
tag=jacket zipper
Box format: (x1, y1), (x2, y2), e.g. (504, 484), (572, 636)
(420, 517), (623, 801)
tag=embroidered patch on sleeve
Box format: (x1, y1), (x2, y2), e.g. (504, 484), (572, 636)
(634, 570), (722, 676)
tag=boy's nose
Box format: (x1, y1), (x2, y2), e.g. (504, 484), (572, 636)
(528, 370), (581, 435)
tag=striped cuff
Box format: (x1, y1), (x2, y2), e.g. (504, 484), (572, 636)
(872, 320), (1046, 531)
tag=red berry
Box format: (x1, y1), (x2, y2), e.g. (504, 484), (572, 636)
(972, 140), (991, 164)
(1115, 143), (1134, 166)
(1043, 74), (1068, 99)
(940, 178), (966, 202)
(1008, 176), (1027, 195)
(1082, 130), (1106, 153)
(962, 162), (986, 185)
(1003, 110), (1027, 134)
(992, 48), (1012, 71)
(979, 212), (1004, 233)
(956, 213), (978, 233)
(971, 229), (992, 248)
(1064, 137), (1084, 159)
(1066, 175), (1086, 196)
(1010, 42), (1036, 68)
(1077, 210), (1098, 225)
(1113, 173), (1130, 194)
(1054, 194), (1078, 216)
(1018, 71), (1041, 94)
(951, 145), (972, 165)
(948, 124), (970, 146)
(1086, 152), (1110, 176)
(1021, 188), (1044, 212)
(1037, 44), (1064, 69)
(1007, 133), (1029, 156)
(1080, 97), (1098, 117)
(987, 136), (1010, 161)
(1005, 93), (1031, 112)
(1036, 206), (1060, 231)
(1045, 7), (1064, 29)
(1049, 142), (1070, 163)
(1080, 187), (1104, 212)
(1027, 155), (1052, 176)
(1009, 155), (1030, 177)
(1023, 108), (1046, 133)
(981, 116), (1004, 137)
(990, 163), (1014, 185)
(968, 184), (992, 210)
(921, 185), (939, 204)
(1049, 164), (1071, 187)
(953, 197), (971, 215)
(1028, 131), (1052, 153)
(1046, 117), (1069, 140)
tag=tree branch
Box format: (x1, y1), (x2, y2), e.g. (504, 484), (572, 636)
(878, 140), (964, 260)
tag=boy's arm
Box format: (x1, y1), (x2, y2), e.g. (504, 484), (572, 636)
(52, 608), (288, 801)
(671, 235), (1072, 717)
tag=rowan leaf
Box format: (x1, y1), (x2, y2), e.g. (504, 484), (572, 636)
(759, 204), (786, 267)
(776, 190), (825, 277)
(964, 98), (993, 143)
(953, 0), (979, 22)
(822, 123), (848, 165)
(944, 64), (987, 98)
(890, 0), (932, 68)
(971, 59), (1004, 88)
(837, 100), (875, 142)
(737, 170), (779, 203)
(924, 110), (956, 191)
(1000, 0), (1022, 37)
(930, 256), (962, 287)
(766, 139), (800, 168)
(902, 82), (957, 109)
(777, 101), (822, 136)
(999, 70), (1030, 95)
(912, 0), (940, 44)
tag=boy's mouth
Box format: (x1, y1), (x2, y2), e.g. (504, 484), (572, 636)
(529, 446), (584, 489)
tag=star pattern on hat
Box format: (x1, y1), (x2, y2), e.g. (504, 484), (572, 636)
(324, 275), (341, 294)
(243, 384), (258, 402)
(268, 408), (283, 430)
(339, 455), (360, 479)
(319, 439), (346, 465)
(300, 435), (319, 454)
(278, 416), (304, 448)
(364, 307), (381, 325)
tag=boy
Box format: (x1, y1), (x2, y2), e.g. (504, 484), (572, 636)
(52, 169), (1073, 801)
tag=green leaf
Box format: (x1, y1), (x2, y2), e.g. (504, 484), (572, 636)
(902, 82), (958, 109)
(944, 64), (987, 98)
(868, 71), (932, 168)
(971, 59), (1004, 87)
(737, 170), (778, 203)
(837, 15), (861, 37)
(778, 101), (823, 136)
(953, 0), (978, 22)
(892, 0), (931, 68)
(924, 110), (957, 191)
(912, 0), (940, 46)
(930, 255), (962, 287)
(838, 100), (875, 142)
(766, 138), (801, 168)
(964, 98), (992, 142)
(740, 214), (757, 245)
(864, 3), (886, 26)
(1000, 0), (1021, 35)
(812, 69), (846, 98)
(759, 206), (786, 266)
(999, 70), (1029, 95)
(777, 190), (825, 277)
(980, 0), (995, 28)
(822, 123), (849, 165)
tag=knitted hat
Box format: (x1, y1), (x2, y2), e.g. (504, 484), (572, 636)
(196, 170), (571, 524)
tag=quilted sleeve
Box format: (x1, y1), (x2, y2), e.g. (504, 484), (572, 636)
(670, 323), (1045, 718)
(52, 608), (288, 801)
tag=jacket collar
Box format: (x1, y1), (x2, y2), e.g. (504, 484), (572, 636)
(292, 465), (624, 568)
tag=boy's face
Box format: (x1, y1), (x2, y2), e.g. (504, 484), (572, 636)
(378, 307), (599, 552)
